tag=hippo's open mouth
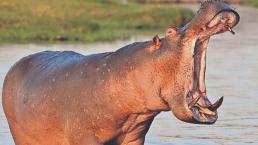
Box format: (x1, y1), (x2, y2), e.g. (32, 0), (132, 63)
(185, 37), (224, 124)
(165, 1), (240, 125)
(185, 9), (239, 124)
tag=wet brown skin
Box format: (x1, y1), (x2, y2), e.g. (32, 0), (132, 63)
(2, 1), (239, 145)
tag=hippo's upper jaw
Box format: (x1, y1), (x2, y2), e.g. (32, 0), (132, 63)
(184, 0), (240, 39)
(168, 1), (239, 124)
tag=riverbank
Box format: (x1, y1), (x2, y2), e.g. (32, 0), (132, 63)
(0, 0), (193, 44)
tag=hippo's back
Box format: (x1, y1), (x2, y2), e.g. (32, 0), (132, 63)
(2, 50), (112, 122)
(1, 50), (106, 144)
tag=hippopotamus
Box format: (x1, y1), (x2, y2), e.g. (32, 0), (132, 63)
(2, 1), (239, 145)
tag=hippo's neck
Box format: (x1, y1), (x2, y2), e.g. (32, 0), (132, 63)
(98, 38), (197, 117)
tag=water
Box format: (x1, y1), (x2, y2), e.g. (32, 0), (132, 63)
(1, 6), (258, 145)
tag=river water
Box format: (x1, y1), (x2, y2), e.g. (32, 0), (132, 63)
(0, 6), (258, 145)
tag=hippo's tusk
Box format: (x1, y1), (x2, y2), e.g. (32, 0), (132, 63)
(209, 96), (224, 111)
(198, 105), (216, 116)
(188, 96), (201, 108)
(226, 26), (235, 35)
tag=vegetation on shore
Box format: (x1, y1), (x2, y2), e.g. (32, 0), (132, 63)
(0, 0), (194, 44)
(247, 0), (258, 7)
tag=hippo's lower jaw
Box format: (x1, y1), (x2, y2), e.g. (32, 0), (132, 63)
(185, 37), (224, 124)
(186, 93), (224, 124)
(183, 37), (224, 124)
(184, 42), (224, 124)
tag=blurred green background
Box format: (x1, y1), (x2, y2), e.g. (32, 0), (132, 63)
(0, 0), (194, 43)
(0, 0), (256, 44)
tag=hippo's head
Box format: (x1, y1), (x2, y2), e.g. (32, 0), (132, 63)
(163, 0), (239, 124)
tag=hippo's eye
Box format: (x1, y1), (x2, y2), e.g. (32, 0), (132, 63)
(165, 27), (178, 38)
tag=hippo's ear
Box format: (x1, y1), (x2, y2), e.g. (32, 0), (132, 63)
(146, 35), (161, 53)
(165, 27), (178, 38)
(152, 35), (161, 47)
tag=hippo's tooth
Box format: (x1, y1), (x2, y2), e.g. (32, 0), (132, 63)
(226, 26), (235, 35)
(198, 105), (216, 116)
(209, 96), (224, 111)
(188, 96), (201, 108)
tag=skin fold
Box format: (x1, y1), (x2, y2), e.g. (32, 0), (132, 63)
(2, 1), (240, 145)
